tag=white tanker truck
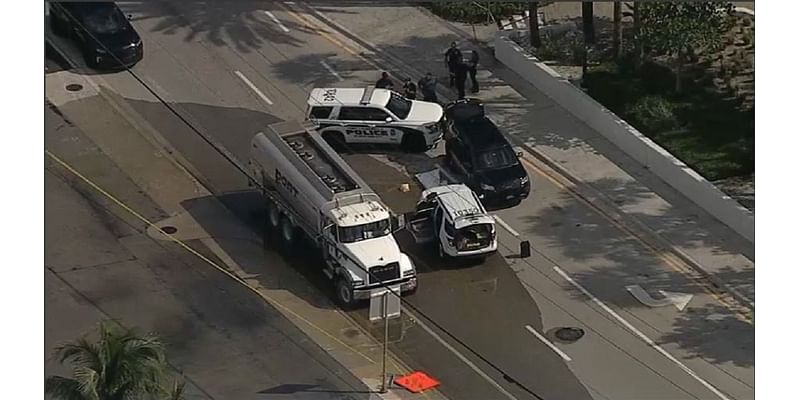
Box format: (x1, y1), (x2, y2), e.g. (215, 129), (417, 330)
(248, 120), (417, 307)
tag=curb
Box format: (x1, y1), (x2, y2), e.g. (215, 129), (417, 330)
(298, 2), (754, 312)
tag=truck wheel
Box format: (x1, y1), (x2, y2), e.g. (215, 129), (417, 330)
(280, 216), (295, 245)
(50, 14), (67, 37)
(401, 133), (426, 153)
(322, 131), (346, 152)
(267, 201), (281, 230)
(335, 278), (355, 308)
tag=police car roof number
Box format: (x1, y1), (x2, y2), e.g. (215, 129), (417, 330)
(323, 89), (337, 102)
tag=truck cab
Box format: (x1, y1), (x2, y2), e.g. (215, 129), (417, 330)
(320, 199), (417, 305)
(406, 184), (497, 260)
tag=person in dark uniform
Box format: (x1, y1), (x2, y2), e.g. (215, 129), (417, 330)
(402, 78), (417, 99)
(466, 50), (480, 93)
(418, 72), (438, 103)
(453, 61), (469, 99)
(444, 42), (463, 88)
(375, 71), (394, 90)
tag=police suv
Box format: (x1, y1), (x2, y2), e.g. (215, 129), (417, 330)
(306, 86), (444, 152)
(406, 184), (497, 260)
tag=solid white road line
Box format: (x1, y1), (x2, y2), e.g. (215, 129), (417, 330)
(234, 70), (273, 105)
(401, 306), (519, 400)
(524, 325), (572, 362)
(552, 266), (733, 400)
(494, 215), (521, 238)
(320, 60), (344, 81)
(264, 11), (290, 33)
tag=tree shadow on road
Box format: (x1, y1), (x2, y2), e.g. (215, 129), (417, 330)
(120, 0), (316, 53)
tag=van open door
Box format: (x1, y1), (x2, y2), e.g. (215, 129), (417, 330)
(405, 207), (436, 244)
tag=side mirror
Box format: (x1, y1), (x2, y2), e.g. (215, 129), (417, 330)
(516, 151), (523, 158)
(385, 116), (393, 123)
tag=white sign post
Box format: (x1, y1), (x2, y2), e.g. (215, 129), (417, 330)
(369, 285), (401, 393)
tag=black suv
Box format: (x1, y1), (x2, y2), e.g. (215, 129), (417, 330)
(50, 2), (143, 69)
(443, 99), (530, 205)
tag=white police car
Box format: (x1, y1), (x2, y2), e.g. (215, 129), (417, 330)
(306, 86), (444, 152)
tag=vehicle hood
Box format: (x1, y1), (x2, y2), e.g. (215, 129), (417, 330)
(406, 100), (444, 123)
(340, 235), (402, 267)
(90, 28), (140, 51)
(477, 164), (527, 186)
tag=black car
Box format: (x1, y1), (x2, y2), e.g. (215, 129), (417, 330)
(443, 99), (530, 204)
(49, 2), (143, 69)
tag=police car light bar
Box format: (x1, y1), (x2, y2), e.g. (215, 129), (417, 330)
(360, 85), (375, 105)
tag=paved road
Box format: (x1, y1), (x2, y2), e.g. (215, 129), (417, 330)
(44, 100), (375, 399)
(45, 1), (754, 399)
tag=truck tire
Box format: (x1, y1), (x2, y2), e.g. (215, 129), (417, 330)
(322, 131), (346, 152)
(401, 133), (426, 153)
(279, 215), (295, 245)
(50, 14), (67, 37)
(335, 277), (355, 308)
(267, 201), (281, 230)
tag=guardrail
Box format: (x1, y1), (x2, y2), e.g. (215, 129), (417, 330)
(493, 34), (754, 243)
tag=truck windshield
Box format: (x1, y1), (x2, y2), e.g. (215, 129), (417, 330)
(385, 93), (412, 119)
(338, 219), (391, 243)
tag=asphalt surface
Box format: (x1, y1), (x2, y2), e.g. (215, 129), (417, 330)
(45, 1), (755, 399)
(44, 96), (375, 399)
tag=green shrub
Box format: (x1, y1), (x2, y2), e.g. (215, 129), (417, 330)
(625, 96), (680, 133)
(428, 2), (529, 24)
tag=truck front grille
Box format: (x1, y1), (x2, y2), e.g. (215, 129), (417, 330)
(369, 262), (400, 284)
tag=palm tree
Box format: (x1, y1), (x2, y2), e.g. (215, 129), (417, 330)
(528, 2), (541, 48)
(613, 2), (623, 59)
(582, 1), (595, 44)
(45, 321), (179, 400)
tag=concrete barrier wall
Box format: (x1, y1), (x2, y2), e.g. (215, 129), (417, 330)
(494, 35), (755, 243)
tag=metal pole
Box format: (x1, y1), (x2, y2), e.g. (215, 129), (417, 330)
(380, 292), (389, 393)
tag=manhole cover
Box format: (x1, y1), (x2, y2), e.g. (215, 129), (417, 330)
(161, 226), (178, 234)
(554, 327), (584, 343)
(65, 83), (83, 92)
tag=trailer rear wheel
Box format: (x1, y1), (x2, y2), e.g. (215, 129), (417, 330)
(267, 201), (281, 230)
(335, 278), (355, 308)
(280, 216), (295, 244)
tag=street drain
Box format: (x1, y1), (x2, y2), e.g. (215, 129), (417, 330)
(161, 226), (178, 234)
(65, 83), (83, 92)
(553, 327), (584, 343)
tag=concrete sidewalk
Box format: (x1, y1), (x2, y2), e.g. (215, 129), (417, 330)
(299, 3), (755, 307)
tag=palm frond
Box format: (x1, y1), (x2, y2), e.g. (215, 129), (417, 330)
(44, 375), (89, 400)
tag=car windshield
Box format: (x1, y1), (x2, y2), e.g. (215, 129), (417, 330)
(476, 146), (518, 170)
(338, 219), (391, 243)
(83, 5), (128, 34)
(385, 93), (412, 120)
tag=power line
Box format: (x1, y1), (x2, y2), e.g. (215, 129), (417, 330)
(48, 3), (545, 399)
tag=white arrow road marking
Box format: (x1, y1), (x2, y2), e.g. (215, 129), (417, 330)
(524, 325), (572, 362)
(264, 11), (290, 32)
(320, 60), (344, 81)
(554, 267), (731, 400)
(625, 285), (693, 311)
(234, 70), (273, 105)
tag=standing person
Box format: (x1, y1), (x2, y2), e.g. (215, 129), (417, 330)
(375, 71), (394, 90)
(466, 50), (480, 93)
(402, 78), (417, 100)
(418, 72), (438, 103)
(444, 42), (463, 88)
(454, 61), (469, 100)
